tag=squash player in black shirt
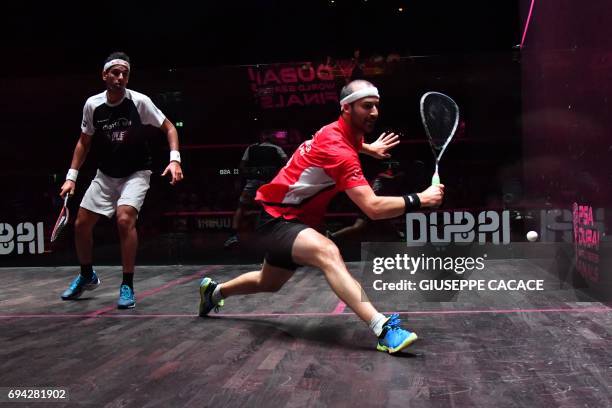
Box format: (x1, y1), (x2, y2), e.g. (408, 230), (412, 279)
(59, 52), (184, 309)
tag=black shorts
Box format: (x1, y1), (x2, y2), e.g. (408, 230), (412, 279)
(256, 210), (310, 271)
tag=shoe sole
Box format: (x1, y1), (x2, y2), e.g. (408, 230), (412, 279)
(61, 278), (101, 300)
(198, 278), (212, 317)
(377, 333), (418, 354)
(117, 302), (136, 310)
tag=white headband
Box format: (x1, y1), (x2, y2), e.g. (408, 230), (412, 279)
(103, 59), (130, 72)
(339, 86), (380, 105)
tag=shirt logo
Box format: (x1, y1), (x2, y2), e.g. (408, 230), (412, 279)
(299, 140), (313, 156)
(110, 130), (128, 142)
(101, 117), (131, 131)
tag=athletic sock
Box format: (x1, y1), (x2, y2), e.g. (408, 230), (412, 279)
(121, 273), (134, 290)
(212, 284), (224, 304)
(80, 264), (93, 280)
(369, 313), (388, 337)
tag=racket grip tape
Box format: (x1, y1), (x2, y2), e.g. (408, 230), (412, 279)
(431, 172), (441, 186)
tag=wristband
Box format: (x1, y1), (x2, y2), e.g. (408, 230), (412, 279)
(170, 150), (181, 163)
(66, 169), (79, 182)
(403, 193), (421, 213)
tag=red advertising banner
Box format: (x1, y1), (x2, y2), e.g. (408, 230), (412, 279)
(572, 203), (601, 283)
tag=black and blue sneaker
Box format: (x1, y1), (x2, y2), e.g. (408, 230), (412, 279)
(117, 284), (136, 309)
(61, 271), (100, 300)
(199, 277), (224, 316)
(376, 314), (418, 354)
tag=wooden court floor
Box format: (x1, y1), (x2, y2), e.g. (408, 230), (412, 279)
(1, 263), (611, 407)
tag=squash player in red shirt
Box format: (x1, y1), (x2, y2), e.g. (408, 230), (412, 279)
(199, 80), (444, 354)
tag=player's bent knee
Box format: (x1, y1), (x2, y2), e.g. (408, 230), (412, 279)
(74, 219), (85, 234)
(116, 215), (135, 231)
(74, 215), (93, 233)
(314, 240), (342, 267)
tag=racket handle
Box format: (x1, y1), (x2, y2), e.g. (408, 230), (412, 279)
(431, 172), (441, 186)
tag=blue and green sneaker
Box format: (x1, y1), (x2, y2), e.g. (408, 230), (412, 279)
(199, 277), (224, 316)
(376, 314), (418, 354)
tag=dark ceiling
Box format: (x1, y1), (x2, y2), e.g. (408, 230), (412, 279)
(2, 0), (520, 76)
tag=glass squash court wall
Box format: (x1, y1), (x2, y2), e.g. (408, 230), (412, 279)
(0, 53), (522, 266)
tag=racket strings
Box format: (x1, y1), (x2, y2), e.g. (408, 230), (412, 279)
(421, 93), (459, 161)
(423, 97), (457, 149)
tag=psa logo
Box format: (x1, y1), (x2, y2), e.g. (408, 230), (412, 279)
(406, 211), (510, 245)
(0, 222), (45, 255)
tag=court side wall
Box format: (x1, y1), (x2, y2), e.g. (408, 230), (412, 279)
(521, 0), (612, 208)
(521, 0), (612, 292)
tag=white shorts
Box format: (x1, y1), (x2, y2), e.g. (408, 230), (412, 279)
(81, 169), (152, 218)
